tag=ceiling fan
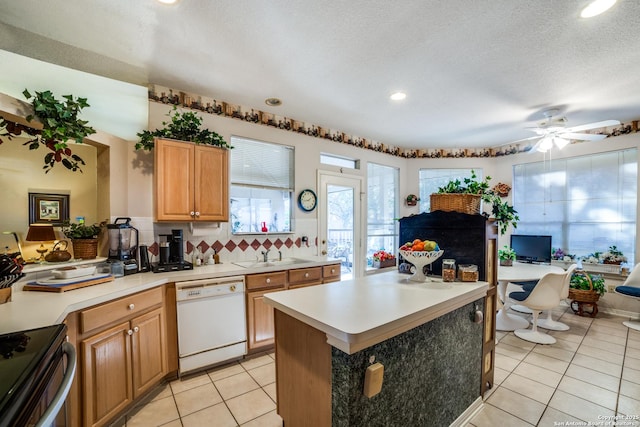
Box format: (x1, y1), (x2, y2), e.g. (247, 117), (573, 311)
(515, 109), (620, 153)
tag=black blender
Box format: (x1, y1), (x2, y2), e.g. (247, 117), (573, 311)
(107, 217), (139, 275)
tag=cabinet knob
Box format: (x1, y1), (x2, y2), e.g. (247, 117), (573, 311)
(127, 329), (133, 336)
(230, 285), (236, 292)
(133, 326), (140, 333)
(331, 268), (335, 274)
(266, 278), (271, 284)
(128, 303), (135, 310)
(321, 250), (327, 255)
(304, 272), (309, 278)
(195, 211), (200, 217)
(190, 211), (195, 217)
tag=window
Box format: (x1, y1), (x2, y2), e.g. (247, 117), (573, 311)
(513, 149), (637, 261)
(230, 136), (294, 233)
(320, 153), (359, 169)
(367, 163), (399, 266)
(418, 169), (479, 212)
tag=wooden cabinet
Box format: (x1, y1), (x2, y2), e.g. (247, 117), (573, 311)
(154, 137), (229, 222)
(322, 264), (341, 283)
(246, 265), (341, 352)
(288, 266), (322, 289)
(246, 271), (287, 352)
(79, 288), (167, 427)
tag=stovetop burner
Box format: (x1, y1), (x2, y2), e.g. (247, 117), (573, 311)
(0, 332), (30, 359)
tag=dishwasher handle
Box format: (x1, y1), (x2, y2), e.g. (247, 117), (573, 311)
(36, 341), (77, 427)
(175, 276), (245, 289)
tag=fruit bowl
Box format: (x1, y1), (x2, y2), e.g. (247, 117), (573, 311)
(399, 249), (444, 282)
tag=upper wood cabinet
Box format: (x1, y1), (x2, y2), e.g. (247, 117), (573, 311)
(154, 138), (229, 222)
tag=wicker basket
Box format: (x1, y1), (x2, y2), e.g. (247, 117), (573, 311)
(568, 271), (600, 303)
(71, 239), (98, 260)
(430, 193), (482, 214)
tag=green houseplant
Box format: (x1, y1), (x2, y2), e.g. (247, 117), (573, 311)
(434, 170), (519, 235)
(0, 89), (95, 173)
(570, 271), (606, 296)
(62, 220), (106, 259)
(498, 245), (516, 266)
(136, 106), (232, 151)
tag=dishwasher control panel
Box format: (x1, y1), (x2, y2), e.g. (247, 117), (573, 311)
(175, 276), (245, 302)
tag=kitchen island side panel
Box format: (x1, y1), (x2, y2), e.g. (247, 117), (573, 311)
(331, 298), (484, 427)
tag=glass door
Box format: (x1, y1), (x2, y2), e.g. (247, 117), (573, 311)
(318, 172), (362, 280)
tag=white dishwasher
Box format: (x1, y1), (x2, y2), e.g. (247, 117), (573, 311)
(175, 276), (247, 375)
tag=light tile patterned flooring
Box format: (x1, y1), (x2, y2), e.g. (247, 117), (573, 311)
(122, 306), (640, 427)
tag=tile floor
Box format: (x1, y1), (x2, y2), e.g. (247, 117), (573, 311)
(121, 305), (640, 427)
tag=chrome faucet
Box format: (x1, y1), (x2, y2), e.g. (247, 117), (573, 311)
(261, 249), (271, 262)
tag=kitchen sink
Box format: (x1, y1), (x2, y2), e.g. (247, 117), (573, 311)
(232, 258), (311, 269)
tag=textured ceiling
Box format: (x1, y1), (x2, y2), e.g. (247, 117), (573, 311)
(1, 0), (639, 150)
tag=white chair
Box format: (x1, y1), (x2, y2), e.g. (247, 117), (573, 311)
(615, 263), (640, 331)
(537, 264), (578, 331)
(509, 270), (568, 344)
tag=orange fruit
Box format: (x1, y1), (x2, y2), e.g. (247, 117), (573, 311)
(412, 239), (422, 246)
(412, 242), (425, 251)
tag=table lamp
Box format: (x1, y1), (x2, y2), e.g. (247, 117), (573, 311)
(26, 224), (56, 262)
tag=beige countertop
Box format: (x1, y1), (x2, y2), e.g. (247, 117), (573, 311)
(0, 256), (341, 335)
(264, 271), (489, 354)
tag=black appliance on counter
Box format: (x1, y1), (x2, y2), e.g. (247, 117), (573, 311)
(0, 324), (76, 427)
(107, 217), (139, 276)
(152, 229), (193, 273)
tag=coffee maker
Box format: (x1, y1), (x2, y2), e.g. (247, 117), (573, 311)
(107, 217), (139, 275)
(152, 229), (193, 273)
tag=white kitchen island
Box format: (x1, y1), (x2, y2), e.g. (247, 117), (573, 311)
(265, 271), (489, 427)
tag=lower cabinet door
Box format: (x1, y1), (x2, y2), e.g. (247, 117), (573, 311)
(247, 288), (282, 351)
(82, 321), (133, 427)
(131, 307), (167, 398)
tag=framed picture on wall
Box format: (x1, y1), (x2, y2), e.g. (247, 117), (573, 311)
(28, 192), (70, 225)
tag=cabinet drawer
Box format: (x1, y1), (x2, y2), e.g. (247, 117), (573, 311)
(323, 264), (341, 282)
(246, 271), (287, 290)
(80, 287), (163, 334)
(288, 267), (322, 286)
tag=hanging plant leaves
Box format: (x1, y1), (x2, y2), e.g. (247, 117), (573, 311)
(0, 89), (95, 173)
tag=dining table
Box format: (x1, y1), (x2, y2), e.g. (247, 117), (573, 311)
(496, 262), (565, 331)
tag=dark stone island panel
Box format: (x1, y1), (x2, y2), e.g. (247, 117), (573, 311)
(331, 298), (484, 427)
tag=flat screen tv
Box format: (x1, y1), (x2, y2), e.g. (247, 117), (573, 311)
(510, 234), (552, 264)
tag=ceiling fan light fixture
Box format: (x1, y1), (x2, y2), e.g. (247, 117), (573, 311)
(553, 137), (570, 149)
(580, 0), (617, 18)
(390, 92), (406, 101)
(537, 137), (553, 152)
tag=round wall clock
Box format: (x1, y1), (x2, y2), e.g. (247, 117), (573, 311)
(298, 189), (317, 212)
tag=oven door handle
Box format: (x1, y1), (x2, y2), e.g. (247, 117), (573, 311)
(35, 341), (77, 427)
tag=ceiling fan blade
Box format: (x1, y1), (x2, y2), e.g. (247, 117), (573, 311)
(564, 120), (620, 133)
(509, 135), (542, 144)
(559, 132), (607, 141)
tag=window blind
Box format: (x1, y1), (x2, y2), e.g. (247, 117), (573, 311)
(230, 136), (294, 190)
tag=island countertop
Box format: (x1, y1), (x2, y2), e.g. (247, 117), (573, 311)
(264, 271), (489, 354)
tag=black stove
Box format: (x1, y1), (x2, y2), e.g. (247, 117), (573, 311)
(0, 324), (67, 426)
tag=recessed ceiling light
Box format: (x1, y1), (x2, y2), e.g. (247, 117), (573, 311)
(580, 0), (617, 18)
(265, 98), (282, 106)
(157, 0), (179, 4)
(390, 92), (407, 101)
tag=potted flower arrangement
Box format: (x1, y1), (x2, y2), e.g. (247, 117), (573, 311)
(498, 245), (516, 266)
(551, 248), (574, 262)
(62, 220), (106, 259)
(570, 271), (606, 296)
(601, 245), (626, 265)
(432, 170), (519, 235)
(372, 250), (396, 268)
